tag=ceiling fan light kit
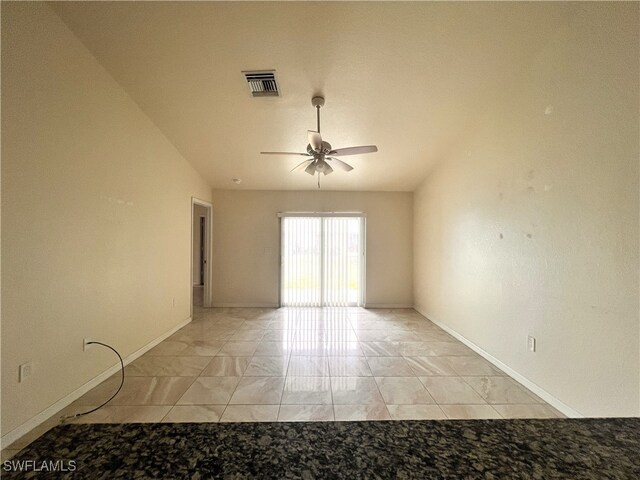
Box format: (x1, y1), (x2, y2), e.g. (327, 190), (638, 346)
(260, 96), (378, 188)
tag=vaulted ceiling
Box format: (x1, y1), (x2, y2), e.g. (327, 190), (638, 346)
(51, 1), (572, 191)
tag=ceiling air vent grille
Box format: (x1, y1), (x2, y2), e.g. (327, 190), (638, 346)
(243, 70), (279, 97)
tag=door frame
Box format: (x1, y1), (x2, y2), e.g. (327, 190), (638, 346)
(191, 197), (213, 314)
(277, 212), (366, 307)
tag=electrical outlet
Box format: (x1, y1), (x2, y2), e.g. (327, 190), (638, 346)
(527, 335), (536, 352)
(83, 338), (93, 352)
(19, 362), (33, 382)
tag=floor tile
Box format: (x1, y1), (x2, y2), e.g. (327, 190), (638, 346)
(296, 330), (358, 343)
(463, 377), (541, 404)
(125, 356), (211, 376)
(281, 377), (332, 405)
(360, 342), (403, 357)
(492, 404), (560, 419)
(387, 405), (447, 420)
(146, 340), (190, 356)
(288, 356), (329, 376)
(439, 404), (502, 419)
(83, 376), (195, 406)
(228, 330), (266, 342)
(443, 356), (505, 376)
(395, 342), (438, 357)
(419, 376), (486, 404)
(254, 341), (294, 356)
(375, 377), (434, 404)
(421, 342), (475, 356)
(331, 377), (384, 405)
(179, 339), (226, 356)
(278, 405), (334, 422)
(229, 377), (285, 404)
(238, 320), (273, 329)
(366, 357), (415, 376)
(162, 405), (225, 423)
(413, 331), (457, 342)
(200, 357), (251, 376)
(73, 406), (171, 424)
(184, 331), (234, 344)
(405, 357), (458, 376)
(217, 341), (259, 356)
(292, 341), (363, 356)
(262, 330), (297, 342)
(220, 405), (279, 422)
(356, 330), (420, 342)
(324, 342), (364, 356)
(333, 404), (391, 421)
(328, 356), (372, 377)
(177, 377), (240, 405)
(244, 356), (289, 376)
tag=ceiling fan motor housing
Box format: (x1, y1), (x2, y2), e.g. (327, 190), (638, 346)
(307, 141), (332, 155)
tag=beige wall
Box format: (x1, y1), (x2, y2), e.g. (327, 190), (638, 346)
(1, 3), (212, 437)
(413, 3), (639, 416)
(211, 190), (413, 307)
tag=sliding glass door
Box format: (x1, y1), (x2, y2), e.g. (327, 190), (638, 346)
(281, 215), (364, 307)
(281, 217), (322, 307)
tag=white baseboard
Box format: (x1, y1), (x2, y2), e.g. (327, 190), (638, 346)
(1, 316), (192, 449)
(210, 303), (279, 308)
(365, 303), (414, 309)
(413, 306), (583, 419)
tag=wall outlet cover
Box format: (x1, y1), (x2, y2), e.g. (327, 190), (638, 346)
(19, 362), (33, 382)
(527, 335), (536, 352)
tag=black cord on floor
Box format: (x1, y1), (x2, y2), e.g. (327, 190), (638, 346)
(60, 341), (125, 423)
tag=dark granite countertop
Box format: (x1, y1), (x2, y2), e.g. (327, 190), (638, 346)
(3, 418), (639, 479)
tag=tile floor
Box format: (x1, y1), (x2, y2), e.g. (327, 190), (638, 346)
(3, 307), (563, 459)
(74, 307), (562, 423)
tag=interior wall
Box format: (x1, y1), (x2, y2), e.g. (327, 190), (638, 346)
(211, 190), (413, 307)
(413, 3), (639, 416)
(192, 204), (207, 285)
(1, 3), (212, 437)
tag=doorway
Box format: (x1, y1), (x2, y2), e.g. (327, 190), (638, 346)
(191, 198), (212, 313)
(280, 214), (365, 307)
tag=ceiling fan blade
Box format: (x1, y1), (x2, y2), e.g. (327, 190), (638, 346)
(326, 157), (354, 172)
(261, 151), (310, 156)
(290, 158), (313, 172)
(328, 145), (378, 156)
(308, 130), (323, 151)
(304, 161), (317, 176)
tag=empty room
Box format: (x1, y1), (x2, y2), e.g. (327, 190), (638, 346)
(1, 1), (638, 478)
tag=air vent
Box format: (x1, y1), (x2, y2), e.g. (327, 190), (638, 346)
(243, 70), (279, 97)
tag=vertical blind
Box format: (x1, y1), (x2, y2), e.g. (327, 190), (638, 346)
(281, 216), (363, 307)
(281, 217), (321, 307)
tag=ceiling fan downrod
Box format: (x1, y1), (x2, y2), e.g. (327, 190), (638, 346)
(311, 96), (325, 134)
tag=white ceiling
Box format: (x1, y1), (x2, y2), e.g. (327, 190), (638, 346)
(51, 1), (572, 191)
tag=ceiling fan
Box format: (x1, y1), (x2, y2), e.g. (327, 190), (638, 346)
(260, 96), (378, 187)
